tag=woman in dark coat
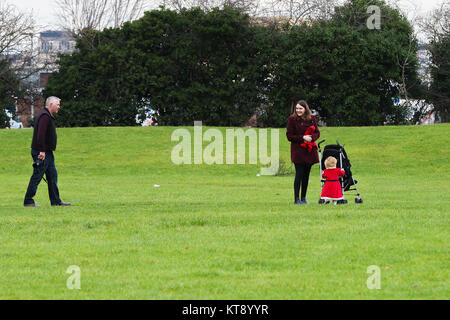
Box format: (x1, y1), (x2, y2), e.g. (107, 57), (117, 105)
(286, 100), (320, 204)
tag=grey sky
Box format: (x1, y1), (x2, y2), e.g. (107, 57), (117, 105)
(10, 0), (446, 30)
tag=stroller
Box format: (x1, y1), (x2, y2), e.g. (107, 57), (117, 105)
(317, 139), (363, 204)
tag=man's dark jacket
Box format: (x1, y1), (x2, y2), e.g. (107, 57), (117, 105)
(31, 107), (57, 152)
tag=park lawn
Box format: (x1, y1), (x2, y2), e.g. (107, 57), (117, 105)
(0, 124), (448, 299)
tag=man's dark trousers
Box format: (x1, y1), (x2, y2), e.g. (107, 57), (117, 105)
(24, 149), (61, 205)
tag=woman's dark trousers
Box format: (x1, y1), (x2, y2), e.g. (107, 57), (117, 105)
(294, 163), (312, 201)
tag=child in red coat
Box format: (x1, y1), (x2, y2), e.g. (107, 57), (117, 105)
(320, 156), (345, 204)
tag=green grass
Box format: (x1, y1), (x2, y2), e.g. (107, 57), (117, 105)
(0, 124), (449, 299)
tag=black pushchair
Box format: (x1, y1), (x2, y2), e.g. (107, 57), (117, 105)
(317, 139), (363, 204)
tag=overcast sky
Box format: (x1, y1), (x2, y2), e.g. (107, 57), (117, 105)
(10, 0), (446, 31)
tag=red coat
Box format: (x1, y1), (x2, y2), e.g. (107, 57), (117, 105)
(286, 115), (320, 164)
(300, 126), (318, 152)
(321, 168), (345, 199)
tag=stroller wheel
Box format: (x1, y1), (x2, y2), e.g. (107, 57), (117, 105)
(336, 199), (347, 205)
(355, 198), (363, 204)
(318, 199), (325, 204)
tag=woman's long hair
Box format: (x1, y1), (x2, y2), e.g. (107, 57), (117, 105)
(291, 100), (312, 122)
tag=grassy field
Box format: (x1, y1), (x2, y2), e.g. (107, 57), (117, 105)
(0, 124), (448, 299)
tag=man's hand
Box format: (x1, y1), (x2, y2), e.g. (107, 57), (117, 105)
(303, 135), (312, 142)
(38, 152), (46, 160)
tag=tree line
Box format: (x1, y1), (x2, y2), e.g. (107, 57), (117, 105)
(2, 0), (449, 128)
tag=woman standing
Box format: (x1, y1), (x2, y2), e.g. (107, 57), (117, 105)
(286, 100), (320, 204)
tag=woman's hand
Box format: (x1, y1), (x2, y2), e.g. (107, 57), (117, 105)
(303, 135), (312, 142)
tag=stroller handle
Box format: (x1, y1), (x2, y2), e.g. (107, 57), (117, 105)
(318, 139), (326, 148)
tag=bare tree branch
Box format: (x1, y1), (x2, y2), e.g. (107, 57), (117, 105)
(419, 0), (450, 43)
(161, 0), (260, 15)
(110, 0), (146, 28)
(0, 1), (35, 57)
(159, 0), (340, 27)
(0, 1), (52, 82)
(55, 0), (146, 37)
(262, 0), (340, 24)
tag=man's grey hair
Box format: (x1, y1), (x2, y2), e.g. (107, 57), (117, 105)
(45, 96), (60, 106)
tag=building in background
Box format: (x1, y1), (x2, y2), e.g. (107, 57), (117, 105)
(13, 31), (76, 127)
(37, 30), (76, 87)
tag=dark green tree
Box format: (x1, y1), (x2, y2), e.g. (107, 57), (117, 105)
(124, 6), (269, 126)
(262, 0), (420, 127)
(427, 34), (450, 123)
(417, 1), (449, 123)
(45, 6), (270, 127)
(44, 27), (144, 127)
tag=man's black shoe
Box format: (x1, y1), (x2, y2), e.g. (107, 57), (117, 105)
(24, 203), (40, 207)
(52, 202), (71, 206)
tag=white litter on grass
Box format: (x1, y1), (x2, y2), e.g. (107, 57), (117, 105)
(153, 184), (160, 187)
(256, 174), (261, 177)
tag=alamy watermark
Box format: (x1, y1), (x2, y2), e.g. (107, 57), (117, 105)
(366, 265), (381, 289)
(367, 5), (381, 30)
(66, 265), (81, 290)
(171, 121), (279, 175)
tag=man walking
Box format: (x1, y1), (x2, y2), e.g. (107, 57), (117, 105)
(24, 96), (71, 207)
